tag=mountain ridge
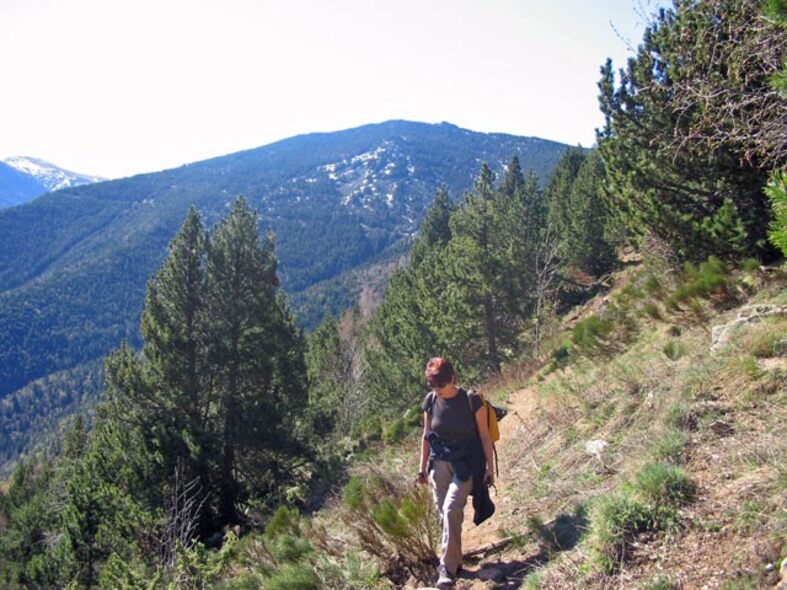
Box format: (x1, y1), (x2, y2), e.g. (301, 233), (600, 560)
(0, 156), (102, 208)
(0, 120), (572, 465)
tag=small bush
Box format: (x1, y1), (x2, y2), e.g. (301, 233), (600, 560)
(665, 401), (694, 431)
(650, 428), (688, 464)
(523, 569), (544, 590)
(633, 463), (696, 507)
(732, 500), (768, 534)
(662, 340), (686, 361)
(586, 494), (655, 573)
(572, 315), (614, 350)
(765, 170), (787, 257)
(665, 256), (732, 314)
(646, 575), (678, 590)
(741, 258), (761, 273)
(265, 563), (321, 590)
(643, 275), (663, 297)
(667, 325), (682, 337)
(642, 302), (662, 319)
(403, 405), (422, 428)
(619, 284), (645, 302)
(748, 320), (787, 358)
(551, 340), (571, 365)
(266, 506), (303, 540)
(338, 468), (438, 568)
(382, 418), (406, 444)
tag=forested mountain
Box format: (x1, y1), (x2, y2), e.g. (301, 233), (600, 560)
(0, 1), (784, 588)
(0, 157), (101, 209)
(0, 120), (569, 465)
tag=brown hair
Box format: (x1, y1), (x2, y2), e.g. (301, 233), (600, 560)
(425, 357), (455, 389)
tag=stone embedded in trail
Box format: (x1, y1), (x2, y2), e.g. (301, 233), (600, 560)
(585, 439), (609, 462)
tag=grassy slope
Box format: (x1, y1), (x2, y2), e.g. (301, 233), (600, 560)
(221, 262), (786, 590)
(459, 264), (787, 589)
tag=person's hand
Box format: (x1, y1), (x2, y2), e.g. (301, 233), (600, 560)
(415, 470), (428, 485)
(483, 470), (494, 486)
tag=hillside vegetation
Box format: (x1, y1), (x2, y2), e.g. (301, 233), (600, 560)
(218, 256), (787, 590)
(0, 0), (785, 588)
(0, 121), (568, 467)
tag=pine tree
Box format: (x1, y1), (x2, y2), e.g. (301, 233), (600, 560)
(450, 163), (504, 368)
(410, 186), (455, 266)
(205, 197), (307, 524)
(305, 316), (346, 437)
(545, 146), (586, 254)
(597, 0), (785, 260)
(500, 154), (525, 198)
(565, 150), (617, 276)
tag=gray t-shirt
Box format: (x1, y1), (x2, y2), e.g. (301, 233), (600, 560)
(422, 388), (483, 443)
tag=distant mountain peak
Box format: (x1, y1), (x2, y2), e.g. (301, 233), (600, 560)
(3, 156), (103, 193)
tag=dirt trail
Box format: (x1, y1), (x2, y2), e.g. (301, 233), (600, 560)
(463, 384), (541, 552)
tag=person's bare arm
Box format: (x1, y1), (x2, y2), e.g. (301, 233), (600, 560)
(417, 411), (431, 484)
(474, 401), (495, 485)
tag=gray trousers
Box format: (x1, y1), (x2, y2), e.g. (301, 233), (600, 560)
(429, 458), (473, 574)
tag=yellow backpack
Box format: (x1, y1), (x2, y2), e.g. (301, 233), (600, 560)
(467, 389), (507, 475)
(467, 389), (506, 441)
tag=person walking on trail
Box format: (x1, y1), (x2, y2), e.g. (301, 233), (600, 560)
(416, 357), (496, 589)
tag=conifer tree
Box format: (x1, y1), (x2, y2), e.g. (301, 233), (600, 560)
(364, 190), (457, 413)
(205, 197), (307, 524)
(305, 316), (348, 434)
(500, 154), (525, 198)
(450, 163), (504, 368)
(597, 0), (785, 260)
(565, 150), (617, 276)
(545, 146), (586, 253)
(410, 186), (454, 266)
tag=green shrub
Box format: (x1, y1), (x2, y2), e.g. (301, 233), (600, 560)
(265, 506), (303, 540)
(741, 258), (761, 273)
(523, 569), (544, 590)
(732, 500), (767, 534)
(338, 468), (438, 567)
(633, 463), (696, 507)
(650, 428), (688, 464)
(765, 170), (787, 257)
(586, 494), (655, 574)
(665, 401), (694, 431)
(382, 418), (406, 444)
(662, 340), (686, 361)
(620, 284), (645, 302)
(646, 575), (677, 590)
(551, 341), (571, 365)
(572, 315), (614, 350)
(265, 563), (321, 590)
(403, 405), (422, 428)
(749, 321), (787, 358)
(642, 302), (662, 319)
(666, 256), (731, 313)
(271, 535), (313, 563)
(667, 325), (682, 337)
(644, 275), (664, 297)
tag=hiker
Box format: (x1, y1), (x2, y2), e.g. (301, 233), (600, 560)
(416, 357), (495, 589)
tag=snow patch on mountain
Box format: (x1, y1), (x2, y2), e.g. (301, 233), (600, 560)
(3, 156), (103, 192)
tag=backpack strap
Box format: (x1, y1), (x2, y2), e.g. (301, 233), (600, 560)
(425, 390), (435, 416)
(467, 389), (500, 478)
(466, 388), (483, 415)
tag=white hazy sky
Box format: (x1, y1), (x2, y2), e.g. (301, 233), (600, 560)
(1, 0), (659, 179)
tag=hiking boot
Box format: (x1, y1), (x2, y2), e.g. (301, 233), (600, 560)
(436, 565), (455, 588)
